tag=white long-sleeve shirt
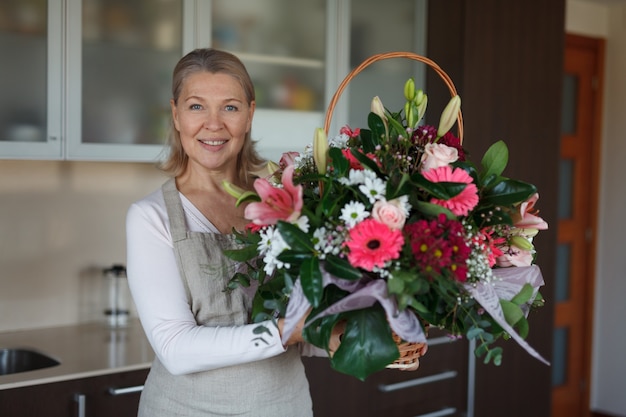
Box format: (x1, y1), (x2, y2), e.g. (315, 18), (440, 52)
(126, 187), (288, 375)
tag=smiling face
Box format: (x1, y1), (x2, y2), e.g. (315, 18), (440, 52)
(171, 71), (255, 176)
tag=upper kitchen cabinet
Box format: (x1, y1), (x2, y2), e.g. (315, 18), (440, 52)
(0, 0), (427, 162)
(210, 0), (329, 161)
(0, 0), (63, 159)
(65, 0), (184, 161)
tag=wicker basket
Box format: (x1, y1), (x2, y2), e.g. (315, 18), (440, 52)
(324, 51), (464, 143)
(323, 52), (463, 370)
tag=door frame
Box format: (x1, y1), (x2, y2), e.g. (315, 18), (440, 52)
(557, 32), (605, 417)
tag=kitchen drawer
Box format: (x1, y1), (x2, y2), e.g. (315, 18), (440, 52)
(303, 332), (468, 417)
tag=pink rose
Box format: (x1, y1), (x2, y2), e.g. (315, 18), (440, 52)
(420, 143), (459, 172)
(371, 198), (408, 230)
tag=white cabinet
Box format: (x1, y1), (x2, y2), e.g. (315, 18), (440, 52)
(0, 0), (426, 162)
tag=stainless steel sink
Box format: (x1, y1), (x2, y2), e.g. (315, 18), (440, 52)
(0, 348), (60, 376)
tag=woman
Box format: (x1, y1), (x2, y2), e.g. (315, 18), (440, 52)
(126, 48), (320, 416)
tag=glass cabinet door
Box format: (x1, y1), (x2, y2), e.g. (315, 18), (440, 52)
(66, 0), (183, 161)
(344, 0), (428, 129)
(0, 0), (63, 159)
(211, 0), (326, 112)
(209, 0), (328, 161)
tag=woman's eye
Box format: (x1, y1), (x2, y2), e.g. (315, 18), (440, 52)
(190, 103), (202, 110)
(225, 104), (238, 112)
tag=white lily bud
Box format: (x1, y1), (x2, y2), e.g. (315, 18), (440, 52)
(313, 127), (328, 175)
(371, 96), (387, 122)
(437, 95), (461, 137)
(371, 96), (389, 137)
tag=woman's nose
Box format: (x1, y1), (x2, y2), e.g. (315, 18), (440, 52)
(202, 110), (223, 130)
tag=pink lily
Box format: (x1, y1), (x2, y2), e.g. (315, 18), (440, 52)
(244, 165), (303, 226)
(512, 193), (548, 230)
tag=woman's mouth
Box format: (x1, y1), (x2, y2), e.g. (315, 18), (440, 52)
(199, 139), (227, 146)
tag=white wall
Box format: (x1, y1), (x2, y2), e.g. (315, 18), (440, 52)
(0, 161), (166, 331)
(567, 1), (626, 415)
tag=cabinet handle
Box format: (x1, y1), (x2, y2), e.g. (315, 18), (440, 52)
(413, 406), (457, 417)
(74, 394), (86, 417)
(378, 370), (458, 393)
(108, 385), (144, 396)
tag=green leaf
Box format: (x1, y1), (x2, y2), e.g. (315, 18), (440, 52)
(480, 140), (509, 180)
(386, 115), (409, 139)
(410, 173), (468, 200)
(276, 221), (315, 253)
(467, 327), (485, 340)
(500, 300), (524, 327)
(235, 191), (261, 206)
(222, 244), (259, 262)
(510, 283), (534, 306)
(328, 147), (349, 175)
(413, 200), (455, 219)
(386, 275), (405, 295)
(351, 148), (383, 174)
(330, 307), (399, 381)
(367, 113), (386, 150)
(300, 257), (324, 307)
(482, 179), (537, 206)
(277, 250), (315, 265)
(323, 254), (363, 281)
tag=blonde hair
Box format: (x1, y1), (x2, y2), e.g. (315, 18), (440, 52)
(158, 48), (265, 183)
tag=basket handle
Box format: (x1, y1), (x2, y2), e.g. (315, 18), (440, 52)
(324, 51), (464, 143)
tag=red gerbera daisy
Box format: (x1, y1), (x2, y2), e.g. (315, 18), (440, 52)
(344, 219), (404, 271)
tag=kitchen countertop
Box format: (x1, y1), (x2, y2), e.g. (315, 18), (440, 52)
(0, 320), (154, 390)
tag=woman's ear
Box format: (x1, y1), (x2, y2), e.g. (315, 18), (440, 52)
(170, 99), (180, 131)
(247, 100), (256, 132)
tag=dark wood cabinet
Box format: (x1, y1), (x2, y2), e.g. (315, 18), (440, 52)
(0, 368), (148, 417)
(426, 1), (565, 416)
(304, 330), (468, 417)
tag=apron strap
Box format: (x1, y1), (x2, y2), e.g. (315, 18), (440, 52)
(162, 178), (188, 243)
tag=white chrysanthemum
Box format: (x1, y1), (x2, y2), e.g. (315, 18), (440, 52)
(295, 215), (310, 233)
(396, 194), (412, 216)
(359, 175), (387, 204)
(258, 227), (290, 275)
(340, 201), (370, 228)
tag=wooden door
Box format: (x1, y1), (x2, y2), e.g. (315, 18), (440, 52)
(552, 33), (604, 417)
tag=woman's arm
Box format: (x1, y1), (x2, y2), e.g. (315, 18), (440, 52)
(125, 198), (286, 375)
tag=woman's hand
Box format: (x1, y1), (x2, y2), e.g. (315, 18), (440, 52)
(277, 310), (309, 346)
(328, 320), (346, 357)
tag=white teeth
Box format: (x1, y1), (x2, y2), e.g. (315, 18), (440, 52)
(200, 139), (226, 146)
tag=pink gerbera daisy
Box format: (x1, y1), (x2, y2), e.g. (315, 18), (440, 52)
(344, 219), (404, 271)
(422, 165), (479, 216)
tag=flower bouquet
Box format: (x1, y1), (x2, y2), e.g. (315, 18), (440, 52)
(224, 52), (549, 380)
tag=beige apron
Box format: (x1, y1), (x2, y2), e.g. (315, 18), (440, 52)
(137, 179), (312, 417)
